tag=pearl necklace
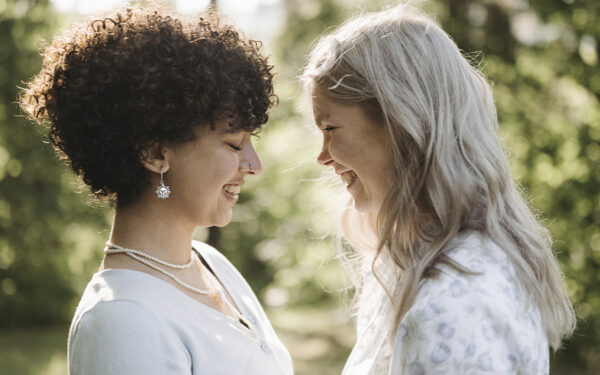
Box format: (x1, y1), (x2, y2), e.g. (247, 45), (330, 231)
(103, 242), (257, 341)
(104, 242), (216, 296)
(105, 242), (195, 269)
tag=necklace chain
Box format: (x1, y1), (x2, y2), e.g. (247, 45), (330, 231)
(103, 242), (257, 340)
(105, 245), (217, 296)
(105, 242), (195, 269)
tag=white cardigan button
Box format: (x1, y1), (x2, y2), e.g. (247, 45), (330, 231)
(260, 341), (270, 353)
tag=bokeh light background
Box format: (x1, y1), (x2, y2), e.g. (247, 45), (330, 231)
(0, 0), (598, 374)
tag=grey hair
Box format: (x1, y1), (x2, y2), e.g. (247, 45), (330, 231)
(302, 4), (575, 350)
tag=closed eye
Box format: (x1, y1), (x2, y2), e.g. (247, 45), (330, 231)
(322, 126), (337, 132)
(228, 144), (242, 151)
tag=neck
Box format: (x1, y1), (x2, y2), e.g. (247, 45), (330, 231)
(108, 194), (197, 264)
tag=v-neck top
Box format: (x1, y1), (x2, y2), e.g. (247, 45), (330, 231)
(67, 240), (293, 375)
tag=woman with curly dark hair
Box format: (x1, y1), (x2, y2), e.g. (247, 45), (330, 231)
(19, 4), (292, 374)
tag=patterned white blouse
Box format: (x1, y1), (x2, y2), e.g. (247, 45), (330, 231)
(342, 232), (549, 375)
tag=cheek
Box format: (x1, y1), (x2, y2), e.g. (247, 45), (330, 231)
(211, 154), (239, 178)
(328, 136), (353, 161)
(185, 154), (238, 192)
(371, 157), (392, 195)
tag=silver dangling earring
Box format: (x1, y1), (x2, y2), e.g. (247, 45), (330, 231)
(155, 170), (171, 199)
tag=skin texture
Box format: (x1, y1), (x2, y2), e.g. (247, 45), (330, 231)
(102, 121), (261, 314)
(312, 88), (392, 213)
(161, 124), (262, 230)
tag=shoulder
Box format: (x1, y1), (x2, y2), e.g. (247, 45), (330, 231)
(73, 269), (181, 316)
(390, 233), (549, 374)
(71, 299), (164, 341)
(70, 297), (185, 350)
(438, 232), (535, 316)
(69, 299), (190, 374)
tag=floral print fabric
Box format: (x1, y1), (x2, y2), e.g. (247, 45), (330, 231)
(344, 232), (549, 375)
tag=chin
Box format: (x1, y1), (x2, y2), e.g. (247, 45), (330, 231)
(210, 213), (233, 228)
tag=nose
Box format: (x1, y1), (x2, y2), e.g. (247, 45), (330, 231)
(240, 141), (263, 175)
(317, 141), (333, 166)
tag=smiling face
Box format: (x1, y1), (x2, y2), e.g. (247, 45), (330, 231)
(162, 122), (262, 228)
(312, 88), (392, 213)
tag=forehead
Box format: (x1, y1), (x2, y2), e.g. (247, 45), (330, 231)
(210, 111), (263, 135)
(187, 120), (244, 145)
(312, 88), (348, 124)
(311, 88), (375, 126)
(197, 116), (245, 135)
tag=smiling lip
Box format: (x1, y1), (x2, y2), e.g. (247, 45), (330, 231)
(340, 170), (357, 189)
(223, 183), (242, 202)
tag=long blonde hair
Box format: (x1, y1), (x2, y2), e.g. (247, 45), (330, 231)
(302, 5), (575, 350)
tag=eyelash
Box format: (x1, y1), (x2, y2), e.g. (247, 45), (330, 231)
(323, 126), (336, 132)
(228, 144), (242, 151)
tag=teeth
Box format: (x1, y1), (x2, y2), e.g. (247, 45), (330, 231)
(223, 184), (241, 195)
(341, 171), (357, 185)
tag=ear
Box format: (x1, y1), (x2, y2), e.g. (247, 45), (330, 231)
(139, 142), (170, 174)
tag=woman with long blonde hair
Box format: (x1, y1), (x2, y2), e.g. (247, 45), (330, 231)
(303, 5), (575, 374)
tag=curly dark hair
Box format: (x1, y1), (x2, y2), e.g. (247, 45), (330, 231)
(19, 5), (276, 206)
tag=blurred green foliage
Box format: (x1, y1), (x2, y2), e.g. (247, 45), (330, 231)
(0, 0), (108, 328)
(0, 0), (598, 373)
(0, 326), (68, 375)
